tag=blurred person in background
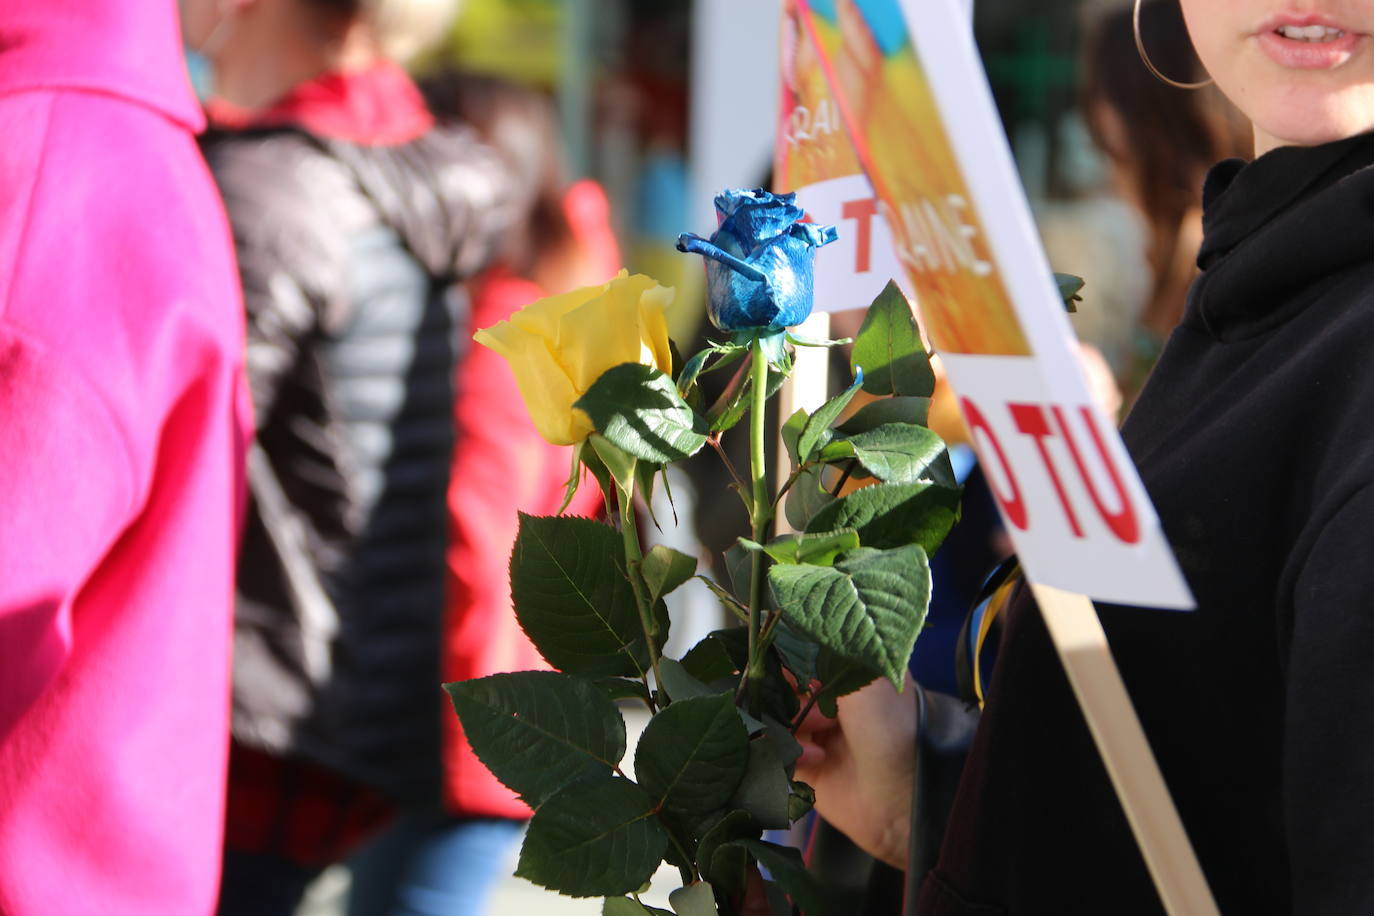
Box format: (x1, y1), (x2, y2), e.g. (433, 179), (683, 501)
(344, 70), (619, 916)
(1082, 0), (1251, 395)
(180, 0), (523, 911)
(0, 1), (250, 913)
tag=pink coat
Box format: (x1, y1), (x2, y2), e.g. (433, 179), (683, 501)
(0, 2), (250, 913)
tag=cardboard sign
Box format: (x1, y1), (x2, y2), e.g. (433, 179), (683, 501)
(793, 0), (1193, 610)
(774, 0), (905, 315)
(774, 0), (974, 316)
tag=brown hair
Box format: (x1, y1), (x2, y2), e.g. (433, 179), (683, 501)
(303, 0), (460, 61)
(421, 71), (572, 279)
(300, 0), (364, 23)
(1082, 0), (1250, 333)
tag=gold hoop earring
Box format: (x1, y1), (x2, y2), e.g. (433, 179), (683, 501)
(1133, 0), (1212, 90)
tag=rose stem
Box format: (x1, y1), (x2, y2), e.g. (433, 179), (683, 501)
(745, 337), (772, 717)
(618, 487), (664, 698)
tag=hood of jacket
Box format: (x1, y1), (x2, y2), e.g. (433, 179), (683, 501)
(1188, 131), (1374, 341)
(205, 60), (512, 284)
(0, 0), (202, 132)
(321, 123), (512, 282)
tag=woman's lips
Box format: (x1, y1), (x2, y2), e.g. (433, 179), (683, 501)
(1256, 21), (1363, 70)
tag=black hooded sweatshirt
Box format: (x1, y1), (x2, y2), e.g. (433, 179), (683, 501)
(916, 135), (1374, 916)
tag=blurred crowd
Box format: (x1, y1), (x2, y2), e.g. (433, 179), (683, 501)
(0, 1), (1244, 914)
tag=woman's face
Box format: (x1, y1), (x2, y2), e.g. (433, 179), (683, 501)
(1180, 1), (1374, 153)
(179, 0), (222, 49)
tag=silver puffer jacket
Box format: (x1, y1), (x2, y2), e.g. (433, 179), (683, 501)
(203, 123), (515, 804)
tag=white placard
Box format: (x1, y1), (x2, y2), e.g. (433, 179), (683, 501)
(799, 175), (906, 313)
(795, 0), (1192, 609)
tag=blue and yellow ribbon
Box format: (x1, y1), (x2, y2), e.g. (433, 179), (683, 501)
(956, 557), (1022, 709)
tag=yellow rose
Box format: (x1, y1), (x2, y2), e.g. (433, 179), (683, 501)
(474, 270), (676, 446)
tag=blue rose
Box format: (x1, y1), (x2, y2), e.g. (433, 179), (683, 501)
(676, 188), (838, 333)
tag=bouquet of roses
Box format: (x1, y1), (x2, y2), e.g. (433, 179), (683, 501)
(446, 189), (961, 916)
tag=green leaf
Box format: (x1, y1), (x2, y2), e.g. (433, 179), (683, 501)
(602, 897), (646, 916)
(696, 576), (748, 624)
(660, 469), (680, 526)
(589, 434), (638, 498)
(797, 372), (864, 463)
(660, 821), (696, 874)
(815, 438), (857, 464)
(697, 810), (762, 899)
(769, 545), (932, 686)
(642, 545), (697, 607)
(723, 540), (755, 600)
(668, 337), (684, 378)
(634, 694), (750, 821)
(1055, 272), (1084, 311)
(851, 280), (935, 397)
(579, 439), (618, 517)
(708, 359), (789, 434)
(926, 452), (959, 491)
(676, 346), (713, 397)
(837, 440), (956, 490)
(680, 629), (746, 684)
(740, 327), (792, 371)
(597, 677), (652, 704)
(602, 897), (672, 916)
(711, 399), (749, 435)
(758, 529), (860, 567)
(651, 600), (671, 660)
(705, 358), (755, 434)
(636, 463), (660, 521)
(806, 480), (960, 554)
(729, 736), (792, 829)
(655, 657), (714, 703)
(576, 363), (708, 464)
(560, 443), (586, 514)
(722, 840), (834, 916)
(786, 327), (853, 348)
(703, 339), (750, 372)
(446, 671), (625, 807)
(512, 514), (648, 678)
(781, 408), (808, 468)
(788, 779), (816, 822)
(669, 882), (718, 916)
(783, 466), (836, 532)
(770, 622), (819, 684)
(836, 396), (932, 434)
(518, 776), (668, 897)
(756, 651), (802, 724)
(762, 716), (803, 770)
(846, 423), (950, 486)
(815, 651), (879, 718)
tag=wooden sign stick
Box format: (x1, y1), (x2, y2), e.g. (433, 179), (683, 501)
(1030, 583), (1220, 916)
(775, 311), (832, 536)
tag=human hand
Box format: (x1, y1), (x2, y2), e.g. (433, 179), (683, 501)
(794, 674), (919, 870)
(1076, 342), (1123, 418)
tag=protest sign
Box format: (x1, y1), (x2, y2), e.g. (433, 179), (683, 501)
(774, 0), (973, 315)
(793, 0), (1191, 610)
(775, 0), (905, 314)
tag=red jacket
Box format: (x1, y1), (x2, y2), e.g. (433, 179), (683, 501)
(442, 182), (619, 818)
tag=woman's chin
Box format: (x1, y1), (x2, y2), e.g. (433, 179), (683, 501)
(1248, 88), (1374, 153)
(1252, 113), (1374, 153)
